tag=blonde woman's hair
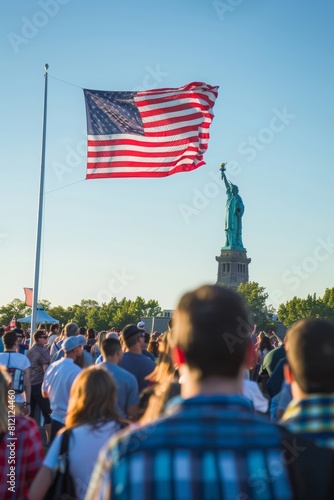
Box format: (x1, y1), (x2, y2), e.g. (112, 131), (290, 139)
(0, 366), (12, 433)
(65, 366), (120, 429)
(146, 331), (175, 384)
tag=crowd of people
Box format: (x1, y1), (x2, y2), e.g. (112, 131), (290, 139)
(1, 284), (334, 499)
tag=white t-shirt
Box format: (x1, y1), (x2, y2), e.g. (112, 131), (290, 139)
(44, 421), (119, 500)
(42, 358), (81, 423)
(0, 352), (31, 403)
(47, 333), (58, 346)
(243, 379), (269, 413)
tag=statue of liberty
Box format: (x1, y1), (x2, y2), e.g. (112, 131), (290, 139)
(220, 163), (245, 250)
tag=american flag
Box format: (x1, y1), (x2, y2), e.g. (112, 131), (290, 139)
(83, 82), (218, 178)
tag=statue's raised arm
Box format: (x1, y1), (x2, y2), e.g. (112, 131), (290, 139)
(220, 163), (230, 191)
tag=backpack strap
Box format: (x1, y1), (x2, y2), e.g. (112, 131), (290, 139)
(59, 429), (72, 454)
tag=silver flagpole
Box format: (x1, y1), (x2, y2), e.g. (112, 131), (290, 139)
(30, 64), (49, 347)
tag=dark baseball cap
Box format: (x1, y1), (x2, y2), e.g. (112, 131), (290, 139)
(122, 324), (144, 341)
(286, 318), (334, 393)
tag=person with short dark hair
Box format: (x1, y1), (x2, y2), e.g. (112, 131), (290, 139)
(78, 326), (86, 336)
(0, 330), (31, 416)
(13, 328), (29, 355)
(281, 318), (334, 448)
(100, 338), (139, 419)
(27, 330), (52, 444)
(118, 324), (156, 393)
(87, 286), (334, 499)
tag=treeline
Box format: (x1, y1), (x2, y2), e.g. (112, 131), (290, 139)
(277, 288), (334, 327)
(0, 297), (161, 331)
(1, 284), (334, 331)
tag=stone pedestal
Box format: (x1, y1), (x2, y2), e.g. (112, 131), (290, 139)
(216, 248), (251, 290)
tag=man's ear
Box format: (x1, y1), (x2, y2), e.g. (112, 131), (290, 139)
(172, 346), (186, 367)
(284, 362), (294, 384)
(244, 340), (256, 370)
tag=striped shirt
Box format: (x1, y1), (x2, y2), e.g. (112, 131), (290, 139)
(87, 395), (295, 500)
(281, 395), (334, 449)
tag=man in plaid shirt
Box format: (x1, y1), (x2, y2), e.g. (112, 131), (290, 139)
(87, 285), (334, 499)
(281, 318), (334, 449)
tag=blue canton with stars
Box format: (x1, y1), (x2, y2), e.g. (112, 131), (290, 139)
(84, 89), (145, 136)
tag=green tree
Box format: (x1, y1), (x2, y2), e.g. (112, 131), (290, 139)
(38, 299), (52, 310)
(322, 288), (334, 322)
(98, 298), (119, 329)
(237, 282), (271, 330)
(86, 307), (106, 332)
(0, 299), (28, 326)
(278, 289), (334, 327)
(48, 306), (73, 327)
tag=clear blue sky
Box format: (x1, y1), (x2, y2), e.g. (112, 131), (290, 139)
(1, 0), (333, 312)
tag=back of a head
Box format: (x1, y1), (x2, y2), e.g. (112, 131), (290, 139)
(3, 330), (18, 349)
(121, 324), (144, 348)
(101, 338), (121, 358)
(172, 285), (252, 379)
(87, 328), (95, 340)
(33, 330), (47, 343)
(65, 322), (79, 338)
(286, 318), (334, 394)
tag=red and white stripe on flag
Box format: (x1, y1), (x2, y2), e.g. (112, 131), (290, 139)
(84, 82), (218, 178)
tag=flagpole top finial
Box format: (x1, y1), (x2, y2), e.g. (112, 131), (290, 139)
(44, 63), (49, 72)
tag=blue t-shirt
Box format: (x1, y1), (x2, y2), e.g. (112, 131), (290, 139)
(101, 362), (139, 417)
(96, 349), (155, 364)
(142, 349), (155, 362)
(119, 352), (155, 393)
(0, 338), (4, 353)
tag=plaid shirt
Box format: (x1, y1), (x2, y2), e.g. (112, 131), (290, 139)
(0, 416), (44, 499)
(281, 395), (334, 449)
(27, 343), (51, 385)
(87, 395), (294, 500)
